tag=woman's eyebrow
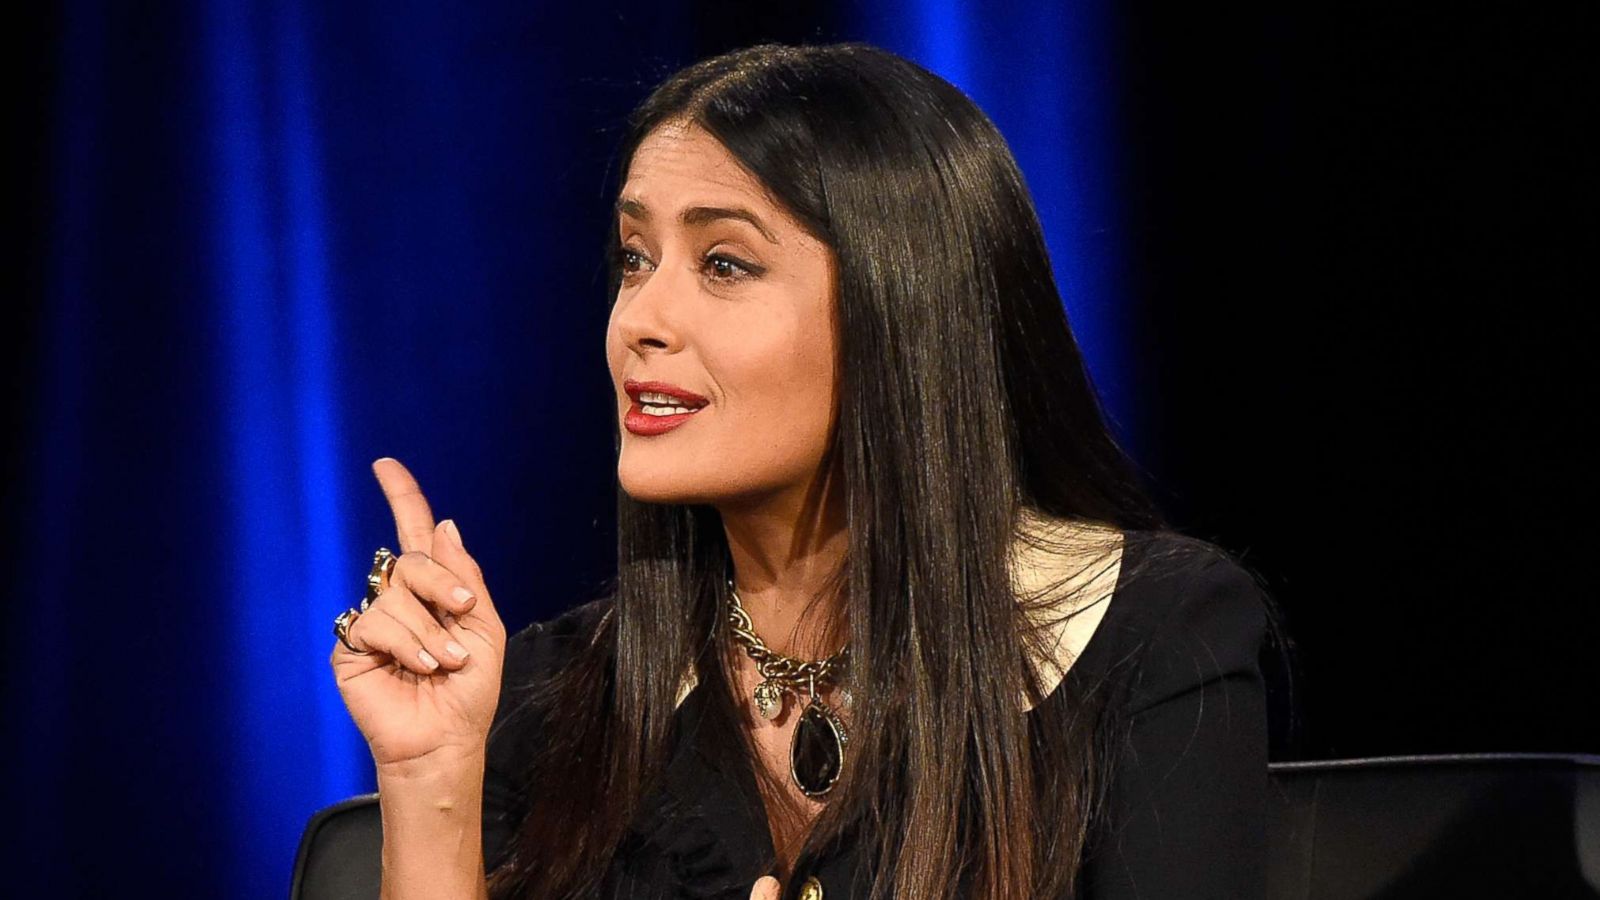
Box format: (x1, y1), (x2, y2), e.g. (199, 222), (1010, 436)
(615, 197), (779, 245)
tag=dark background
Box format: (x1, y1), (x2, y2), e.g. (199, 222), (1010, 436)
(4, 1), (1592, 896)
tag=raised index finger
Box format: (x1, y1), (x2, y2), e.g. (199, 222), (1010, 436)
(372, 457), (436, 555)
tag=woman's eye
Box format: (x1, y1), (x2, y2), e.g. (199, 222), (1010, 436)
(704, 253), (759, 282)
(617, 247), (651, 276)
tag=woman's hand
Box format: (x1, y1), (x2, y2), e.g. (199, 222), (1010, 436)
(749, 876), (781, 900)
(331, 458), (509, 772)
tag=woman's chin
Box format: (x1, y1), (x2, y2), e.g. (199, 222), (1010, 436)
(617, 469), (708, 506)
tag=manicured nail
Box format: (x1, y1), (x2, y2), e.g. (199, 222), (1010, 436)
(451, 586), (475, 606)
(418, 649), (440, 670)
(444, 519), (464, 547)
(445, 640), (470, 660)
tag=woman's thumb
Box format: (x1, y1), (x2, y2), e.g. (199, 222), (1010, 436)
(750, 876), (781, 900)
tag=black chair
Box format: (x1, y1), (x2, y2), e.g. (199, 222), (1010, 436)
(293, 753), (1600, 899)
(1265, 753), (1600, 898)
(293, 792), (384, 900)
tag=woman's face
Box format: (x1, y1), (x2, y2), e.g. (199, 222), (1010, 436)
(606, 121), (840, 508)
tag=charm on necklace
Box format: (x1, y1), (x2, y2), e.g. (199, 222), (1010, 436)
(791, 695), (848, 797)
(753, 679), (785, 721)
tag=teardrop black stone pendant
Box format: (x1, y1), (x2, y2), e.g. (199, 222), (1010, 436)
(791, 698), (847, 797)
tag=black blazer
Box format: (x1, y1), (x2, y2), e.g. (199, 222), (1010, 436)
(483, 529), (1271, 898)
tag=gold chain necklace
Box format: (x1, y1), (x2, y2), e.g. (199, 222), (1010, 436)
(725, 579), (851, 797)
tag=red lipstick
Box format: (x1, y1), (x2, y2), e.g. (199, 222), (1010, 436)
(623, 380), (710, 406)
(623, 378), (709, 436)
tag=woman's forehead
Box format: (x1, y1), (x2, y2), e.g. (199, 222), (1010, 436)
(621, 124), (773, 216)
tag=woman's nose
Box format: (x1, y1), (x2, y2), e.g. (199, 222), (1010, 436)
(615, 259), (688, 353)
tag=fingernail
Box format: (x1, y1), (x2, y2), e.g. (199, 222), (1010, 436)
(445, 640), (470, 660)
(418, 649), (440, 670)
(444, 519), (464, 547)
(451, 586), (475, 606)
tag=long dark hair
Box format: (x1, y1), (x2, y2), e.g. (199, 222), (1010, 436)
(490, 42), (1232, 900)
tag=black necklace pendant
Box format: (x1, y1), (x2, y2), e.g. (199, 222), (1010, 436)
(791, 696), (848, 797)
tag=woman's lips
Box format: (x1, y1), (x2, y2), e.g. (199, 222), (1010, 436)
(623, 401), (705, 436)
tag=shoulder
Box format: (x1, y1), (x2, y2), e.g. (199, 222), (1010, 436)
(1076, 532), (1273, 897)
(1098, 529), (1271, 714)
(489, 597), (614, 754)
(500, 596), (614, 693)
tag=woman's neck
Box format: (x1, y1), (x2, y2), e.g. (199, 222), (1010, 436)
(717, 468), (848, 661)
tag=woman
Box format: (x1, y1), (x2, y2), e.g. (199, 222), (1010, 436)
(331, 42), (1275, 900)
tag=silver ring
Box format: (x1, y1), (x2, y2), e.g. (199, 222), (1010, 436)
(333, 607), (368, 654)
(366, 548), (397, 605)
